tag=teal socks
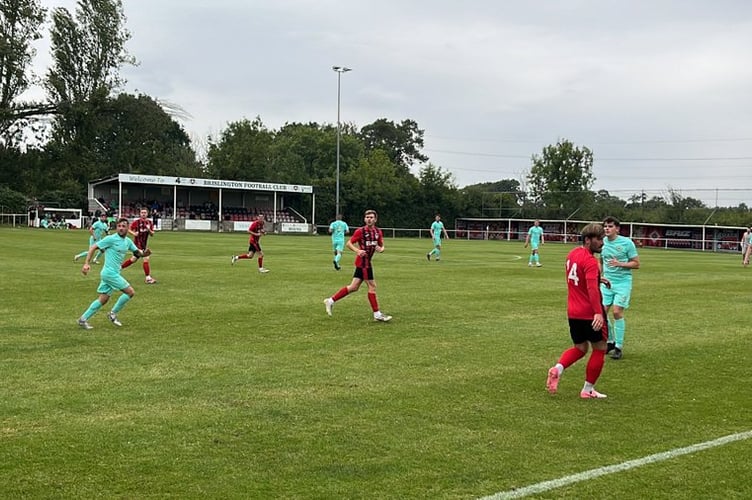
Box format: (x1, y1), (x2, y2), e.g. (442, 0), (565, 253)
(614, 318), (625, 348)
(82, 299), (103, 320)
(112, 294), (131, 314)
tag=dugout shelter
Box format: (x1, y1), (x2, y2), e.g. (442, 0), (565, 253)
(86, 173), (317, 233)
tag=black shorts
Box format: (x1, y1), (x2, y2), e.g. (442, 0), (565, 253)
(568, 318), (608, 344)
(353, 266), (374, 281)
(248, 242), (261, 253)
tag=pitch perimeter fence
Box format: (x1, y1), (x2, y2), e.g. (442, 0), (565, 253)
(5, 211), (743, 254)
(317, 218), (747, 253)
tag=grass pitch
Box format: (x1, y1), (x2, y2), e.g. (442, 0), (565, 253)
(0, 227), (750, 499)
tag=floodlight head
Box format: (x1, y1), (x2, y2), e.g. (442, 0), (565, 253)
(332, 66), (352, 73)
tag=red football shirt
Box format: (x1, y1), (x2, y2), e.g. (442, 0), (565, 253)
(565, 246), (603, 320)
(248, 219), (264, 244)
(350, 225), (383, 268)
(129, 217), (154, 250)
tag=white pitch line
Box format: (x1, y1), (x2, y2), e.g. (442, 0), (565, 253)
(479, 430), (752, 500)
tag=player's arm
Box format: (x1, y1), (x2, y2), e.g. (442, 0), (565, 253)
(81, 243), (101, 275)
(585, 263), (605, 329)
(376, 233), (385, 253)
(129, 239), (151, 258)
(540, 230), (545, 244)
(346, 230), (363, 255)
(610, 250), (640, 270)
(524, 232), (530, 247)
(443, 225), (450, 239)
(328, 224), (333, 234)
(616, 255), (640, 269)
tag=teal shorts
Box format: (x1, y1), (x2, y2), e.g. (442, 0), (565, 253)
(96, 273), (131, 295)
(433, 237), (442, 247)
(601, 282), (631, 309)
(332, 239), (345, 252)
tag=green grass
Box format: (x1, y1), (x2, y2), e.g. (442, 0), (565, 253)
(0, 227), (750, 499)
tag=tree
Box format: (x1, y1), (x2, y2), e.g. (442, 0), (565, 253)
(87, 93), (201, 177)
(590, 189), (627, 220)
(270, 122), (340, 184)
(205, 117), (274, 180)
(461, 179), (523, 218)
(341, 149), (403, 224)
(359, 118), (428, 175)
(414, 163), (461, 224)
(0, 0), (47, 139)
(45, 0), (135, 146)
(527, 139), (594, 217)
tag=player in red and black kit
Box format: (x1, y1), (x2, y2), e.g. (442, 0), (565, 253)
(324, 209), (392, 322)
(121, 208), (157, 284)
(546, 222), (610, 399)
(231, 214), (269, 273)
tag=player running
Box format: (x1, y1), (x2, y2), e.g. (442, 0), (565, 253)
(329, 214), (349, 270)
(121, 208), (156, 283)
(324, 209), (392, 322)
(426, 214), (450, 261)
(232, 213), (270, 273)
(74, 212), (109, 264)
(77, 217), (151, 329)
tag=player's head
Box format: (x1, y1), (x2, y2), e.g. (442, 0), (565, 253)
(435, 214), (441, 221)
(336, 214), (343, 220)
(580, 223), (605, 253)
(116, 217), (129, 235)
(364, 209), (377, 226)
(257, 213), (265, 221)
(602, 216), (620, 227)
(534, 219), (540, 226)
(99, 213), (107, 220)
(139, 208), (148, 219)
(602, 216), (620, 239)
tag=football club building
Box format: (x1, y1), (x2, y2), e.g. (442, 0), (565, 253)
(86, 173), (317, 233)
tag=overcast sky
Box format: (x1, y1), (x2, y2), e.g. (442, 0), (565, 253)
(30, 0), (752, 206)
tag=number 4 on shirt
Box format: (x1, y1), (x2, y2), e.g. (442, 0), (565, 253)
(566, 260), (579, 286)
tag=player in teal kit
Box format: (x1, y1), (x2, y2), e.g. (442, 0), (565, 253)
(426, 214), (450, 261)
(524, 219), (544, 267)
(77, 217), (151, 329)
(600, 216), (640, 360)
(74, 213), (109, 264)
(329, 214), (349, 270)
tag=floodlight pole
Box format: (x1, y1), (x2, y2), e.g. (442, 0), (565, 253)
(332, 66), (351, 217)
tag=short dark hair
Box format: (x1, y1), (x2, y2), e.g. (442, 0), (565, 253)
(365, 209), (377, 218)
(602, 216), (620, 227)
(117, 217), (129, 225)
